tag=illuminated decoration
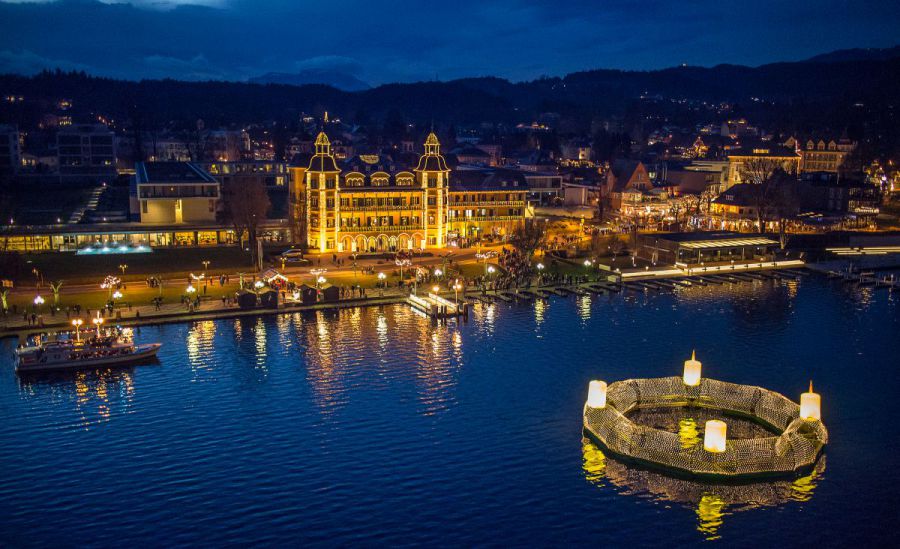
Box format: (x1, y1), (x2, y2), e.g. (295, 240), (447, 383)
(33, 295), (44, 306)
(253, 280), (265, 290)
(582, 360), (828, 478)
(586, 380), (607, 408)
(800, 381), (821, 421)
(703, 420), (727, 453)
(683, 350), (701, 386)
(186, 285), (196, 294)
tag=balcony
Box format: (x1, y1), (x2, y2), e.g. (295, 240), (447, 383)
(449, 200), (525, 207)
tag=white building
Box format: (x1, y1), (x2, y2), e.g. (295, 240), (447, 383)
(133, 162), (220, 224)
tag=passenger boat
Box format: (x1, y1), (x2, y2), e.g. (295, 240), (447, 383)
(15, 328), (161, 373)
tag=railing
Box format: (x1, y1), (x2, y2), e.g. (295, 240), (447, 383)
(340, 204), (419, 211)
(449, 200), (525, 207)
(338, 224), (424, 233)
(448, 216), (522, 222)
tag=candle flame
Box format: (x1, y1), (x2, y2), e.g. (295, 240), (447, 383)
(691, 349), (696, 361)
(809, 380), (813, 393)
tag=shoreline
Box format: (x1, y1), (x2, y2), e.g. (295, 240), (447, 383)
(1, 262), (824, 341)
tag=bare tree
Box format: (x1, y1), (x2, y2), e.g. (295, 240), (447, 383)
(510, 219), (547, 258)
(221, 179), (271, 268)
(739, 159), (786, 232)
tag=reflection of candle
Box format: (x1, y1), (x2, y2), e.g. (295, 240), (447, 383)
(683, 350), (702, 386)
(587, 380), (607, 408)
(800, 380), (821, 421)
(704, 420), (727, 453)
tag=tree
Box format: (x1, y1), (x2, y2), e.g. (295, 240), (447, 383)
(221, 179), (271, 268)
(770, 173), (801, 249)
(739, 159), (785, 232)
(510, 219), (547, 258)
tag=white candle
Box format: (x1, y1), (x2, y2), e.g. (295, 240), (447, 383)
(704, 420), (727, 453)
(587, 380), (607, 408)
(683, 350), (702, 386)
(800, 381), (821, 421)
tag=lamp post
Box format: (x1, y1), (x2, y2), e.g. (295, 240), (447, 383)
(112, 290), (123, 307)
(316, 276), (326, 290)
(186, 284), (196, 295)
(377, 272), (386, 288)
(119, 264), (128, 277)
(434, 268), (443, 279)
(453, 281), (462, 304)
(71, 318), (83, 341)
(33, 295), (44, 314)
(92, 315), (104, 338)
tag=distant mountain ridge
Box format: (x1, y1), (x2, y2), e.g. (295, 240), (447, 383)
(805, 45), (900, 63)
(249, 70), (371, 92)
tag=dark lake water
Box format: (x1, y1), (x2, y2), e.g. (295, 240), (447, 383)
(2, 274), (899, 547)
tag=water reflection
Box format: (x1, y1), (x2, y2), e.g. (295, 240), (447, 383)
(577, 295), (592, 321)
(582, 438), (825, 541)
(187, 320), (217, 382)
(18, 368), (136, 429)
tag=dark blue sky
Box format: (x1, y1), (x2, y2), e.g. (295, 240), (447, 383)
(1, 0), (898, 84)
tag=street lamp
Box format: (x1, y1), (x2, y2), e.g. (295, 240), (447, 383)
(432, 285), (440, 294)
(316, 276), (326, 289)
(584, 259), (592, 267)
(434, 268), (443, 278)
(536, 263), (545, 271)
(186, 284), (196, 294)
(377, 272), (386, 287)
(71, 318), (83, 341)
(453, 281), (462, 304)
(33, 295), (44, 313)
(487, 266), (496, 275)
(119, 264), (128, 276)
(112, 290), (123, 300)
(92, 315), (104, 337)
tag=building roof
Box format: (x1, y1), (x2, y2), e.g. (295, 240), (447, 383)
(135, 161), (217, 184)
(713, 184), (759, 207)
(449, 167), (527, 192)
(650, 232), (778, 248)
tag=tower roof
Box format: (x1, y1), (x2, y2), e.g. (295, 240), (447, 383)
(425, 132), (440, 146)
(315, 132), (330, 147)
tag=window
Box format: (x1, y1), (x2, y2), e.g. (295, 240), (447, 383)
(141, 200), (148, 214)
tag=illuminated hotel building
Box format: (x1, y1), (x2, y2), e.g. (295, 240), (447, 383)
(291, 132), (526, 253)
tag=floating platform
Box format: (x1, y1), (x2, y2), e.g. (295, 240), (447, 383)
(583, 376), (828, 480)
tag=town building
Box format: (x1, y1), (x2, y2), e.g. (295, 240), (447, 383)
(784, 136), (856, 173)
(131, 161), (220, 224)
(56, 123), (117, 179)
(0, 124), (21, 175)
(290, 132), (526, 253)
(725, 144), (800, 189)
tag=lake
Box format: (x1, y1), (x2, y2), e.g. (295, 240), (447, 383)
(1, 274), (898, 546)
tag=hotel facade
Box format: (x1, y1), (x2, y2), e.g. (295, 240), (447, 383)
(290, 132), (527, 253)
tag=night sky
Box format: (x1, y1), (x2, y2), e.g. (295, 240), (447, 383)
(0, 0), (898, 85)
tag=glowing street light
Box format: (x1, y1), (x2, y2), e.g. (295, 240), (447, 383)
(434, 268), (443, 278)
(377, 272), (386, 287)
(186, 284), (196, 294)
(92, 315), (104, 337)
(253, 280), (265, 290)
(487, 266), (496, 275)
(112, 290), (123, 300)
(453, 280), (462, 304)
(432, 285), (440, 293)
(584, 259), (592, 267)
(71, 318), (83, 341)
(536, 263), (545, 271)
(119, 264), (128, 276)
(33, 295), (44, 306)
